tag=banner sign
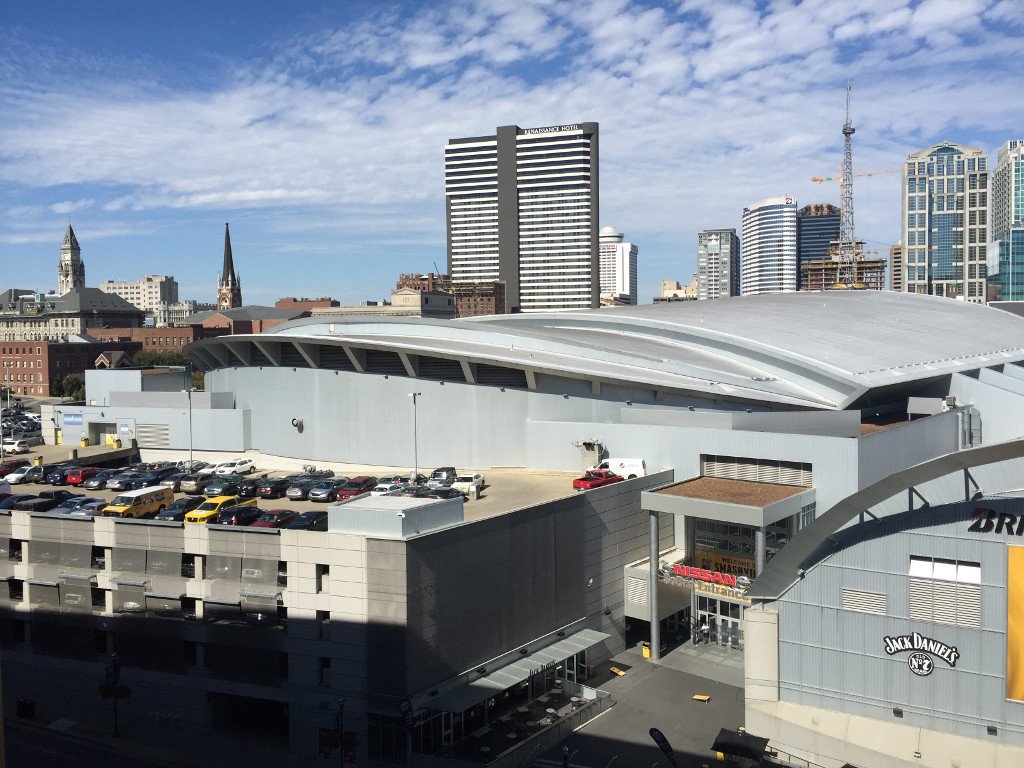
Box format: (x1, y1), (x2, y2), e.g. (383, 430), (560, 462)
(883, 632), (959, 677)
(694, 549), (756, 579)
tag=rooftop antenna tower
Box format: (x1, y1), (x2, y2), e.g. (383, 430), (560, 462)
(835, 84), (857, 285)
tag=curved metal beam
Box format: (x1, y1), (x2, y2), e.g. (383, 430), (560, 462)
(747, 439), (1024, 601)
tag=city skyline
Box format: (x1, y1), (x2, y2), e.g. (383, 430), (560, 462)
(2, 0), (1023, 306)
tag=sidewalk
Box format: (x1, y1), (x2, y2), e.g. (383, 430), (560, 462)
(625, 635), (745, 688)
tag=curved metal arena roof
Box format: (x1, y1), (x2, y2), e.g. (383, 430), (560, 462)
(185, 291), (1024, 411)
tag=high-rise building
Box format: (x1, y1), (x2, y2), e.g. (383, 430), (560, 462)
(990, 140), (1024, 301)
(598, 226), (637, 305)
(217, 222), (242, 310)
(57, 224), (85, 295)
(796, 204), (840, 289)
(100, 275), (179, 316)
(445, 122), (599, 313)
(741, 197), (798, 295)
(696, 228), (740, 299)
(901, 142), (988, 302)
(889, 242), (904, 292)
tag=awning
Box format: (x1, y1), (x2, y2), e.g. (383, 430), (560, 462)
(710, 728), (769, 760)
(427, 628), (609, 713)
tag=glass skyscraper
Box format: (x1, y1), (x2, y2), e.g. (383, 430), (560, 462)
(990, 140), (1024, 301)
(900, 143), (989, 302)
(741, 197), (798, 295)
(796, 204), (839, 289)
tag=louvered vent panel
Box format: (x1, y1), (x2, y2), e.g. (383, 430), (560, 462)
(136, 424), (169, 448)
(626, 577), (648, 606)
(908, 578), (933, 622)
(956, 584), (982, 628)
(930, 581), (959, 625)
(842, 588), (887, 615)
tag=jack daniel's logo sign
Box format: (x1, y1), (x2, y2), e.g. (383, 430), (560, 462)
(884, 632), (959, 676)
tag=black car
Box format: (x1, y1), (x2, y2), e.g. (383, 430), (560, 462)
(390, 485), (432, 498)
(46, 466), (81, 485)
(128, 466), (180, 489)
(13, 497), (62, 512)
(427, 487), (465, 500)
(154, 495), (205, 522)
(82, 469), (122, 490)
(216, 505), (262, 526)
(256, 475), (301, 499)
(0, 494), (34, 510)
(286, 509), (329, 531)
(236, 475), (265, 498)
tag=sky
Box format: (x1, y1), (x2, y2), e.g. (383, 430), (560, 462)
(2, 0), (1022, 307)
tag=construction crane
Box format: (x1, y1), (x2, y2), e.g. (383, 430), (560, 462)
(811, 167), (901, 184)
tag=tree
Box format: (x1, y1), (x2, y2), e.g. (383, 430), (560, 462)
(50, 376), (65, 398)
(132, 349), (191, 367)
(61, 374), (85, 402)
(191, 370), (205, 390)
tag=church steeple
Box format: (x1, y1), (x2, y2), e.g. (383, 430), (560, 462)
(217, 222), (242, 309)
(58, 224), (85, 294)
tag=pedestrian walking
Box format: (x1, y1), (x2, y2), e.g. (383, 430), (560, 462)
(700, 620), (710, 644)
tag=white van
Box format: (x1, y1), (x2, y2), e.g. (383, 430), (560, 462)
(587, 458), (646, 479)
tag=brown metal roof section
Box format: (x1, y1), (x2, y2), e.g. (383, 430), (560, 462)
(655, 476), (805, 506)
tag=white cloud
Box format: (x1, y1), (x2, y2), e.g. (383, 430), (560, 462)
(50, 198), (94, 215)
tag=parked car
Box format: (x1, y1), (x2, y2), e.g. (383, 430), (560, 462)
(106, 471), (145, 491)
(216, 457), (256, 475)
(2, 439), (31, 454)
(388, 485), (432, 498)
(0, 494), (34, 509)
(128, 466), (181, 489)
(179, 473), (218, 494)
(69, 498), (113, 517)
(452, 474), (486, 495)
(426, 467), (458, 488)
(371, 483), (401, 496)
(46, 466), (82, 485)
(426, 487), (465, 500)
(102, 486), (175, 518)
(82, 469), (123, 490)
(204, 475), (245, 497)
(185, 495), (256, 524)
(0, 459), (31, 477)
(256, 476), (300, 498)
(397, 473), (428, 485)
(216, 505), (263, 526)
(3, 465), (35, 485)
(286, 509), (329, 531)
(13, 496), (63, 512)
(52, 495), (96, 514)
(158, 472), (188, 492)
(307, 478), (351, 503)
(235, 475), (264, 498)
(251, 509), (299, 529)
(572, 469), (624, 491)
(587, 458), (647, 479)
(375, 475), (403, 487)
(198, 462), (231, 476)
(286, 478), (327, 501)
(333, 476), (378, 501)
(16, 464), (60, 484)
(154, 495), (205, 522)
(65, 466), (102, 486)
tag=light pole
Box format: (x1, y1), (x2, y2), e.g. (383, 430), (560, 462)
(409, 392), (422, 481)
(335, 697), (346, 767)
(186, 387), (195, 469)
(106, 653), (122, 737)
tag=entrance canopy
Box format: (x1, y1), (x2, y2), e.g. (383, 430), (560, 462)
(427, 628), (609, 713)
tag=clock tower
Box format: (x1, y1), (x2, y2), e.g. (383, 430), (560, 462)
(58, 224), (86, 295)
(217, 222), (242, 310)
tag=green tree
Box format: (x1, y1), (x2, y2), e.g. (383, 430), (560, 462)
(61, 374), (85, 402)
(191, 370), (205, 390)
(50, 376), (65, 398)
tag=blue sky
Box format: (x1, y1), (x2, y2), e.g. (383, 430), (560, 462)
(2, 0), (1022, 306)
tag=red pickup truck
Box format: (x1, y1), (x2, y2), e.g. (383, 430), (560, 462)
(573, 469), (624, 491)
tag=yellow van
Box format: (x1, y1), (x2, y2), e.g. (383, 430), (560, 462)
(102, 486), (176, 519)
(185, 495), (256, 524)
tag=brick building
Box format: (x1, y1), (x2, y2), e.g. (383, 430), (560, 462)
(89, 326), (229, 352)
(0, 337), (141, 397)
(275, 297), (339, 311)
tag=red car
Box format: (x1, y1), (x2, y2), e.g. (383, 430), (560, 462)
(250, 509), (299, 528)
(65, 467), (102, 486)
(0, 459), (31, 478)
(334, 476), (378, 501)
(572, 470), (624, 491)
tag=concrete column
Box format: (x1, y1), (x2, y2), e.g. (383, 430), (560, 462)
(755, 526), (766, 576)
(649, 508), (660, 661)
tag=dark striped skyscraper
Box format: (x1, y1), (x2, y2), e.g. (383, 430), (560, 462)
(445, 123), (599, 313)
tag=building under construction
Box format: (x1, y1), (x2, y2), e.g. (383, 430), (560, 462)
(800, 256), (887, 291)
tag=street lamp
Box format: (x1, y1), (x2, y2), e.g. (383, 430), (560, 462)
(184, 387), (197, 469)
(106, 653), (122, 737)
(409, 392), (422, 481)
(335, 698), (346, 767)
